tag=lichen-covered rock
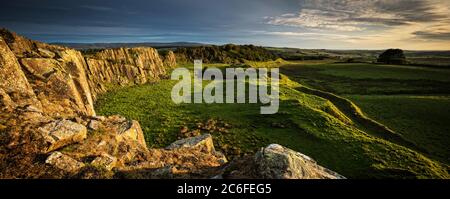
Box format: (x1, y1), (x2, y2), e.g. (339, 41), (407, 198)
(91, 153), (117, 171)
(20, 58), (58, 80)
(38, 48), (56, 58)
(57, 116), (149, 168)
(84, 47), (169, 100)
(58, 49), (96, 116)
(46, 152), (85, 173)
(0, 88), (14, 109)
(0, 28), (39, 58)
(254, 144), (345, 179)
(0, 35), (41, 109)
(102, 115), (147, 149)
(39, 119), (87, 152)
(166, 134), (215, 153)
(163, 51), (177, 68)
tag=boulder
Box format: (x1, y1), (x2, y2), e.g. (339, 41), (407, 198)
(254, 144), (345, 179)
(166, 134), (215, 153)
(38, 119), (87, 152)
(102, 116), (147, 149)
(46, 151), (85, 173)
(91, 153), (117, 171)
(87, 119), (101, 130)
(117, 120), (147, 149)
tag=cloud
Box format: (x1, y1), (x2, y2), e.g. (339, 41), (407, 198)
(266, 0), (449, 32)
(413, 31), (450, 40)
(80, 5), (114, 11)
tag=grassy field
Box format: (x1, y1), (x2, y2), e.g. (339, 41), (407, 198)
(346, 95), (450, 164)
(95, 62), (449, 179)
(281, 62), (450, 165)
(281, 62), (450, 95)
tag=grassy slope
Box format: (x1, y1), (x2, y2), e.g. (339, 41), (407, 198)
(347, 95), (450, 164)
(281, 62), (450, 165)
(96, 62), (449, 179)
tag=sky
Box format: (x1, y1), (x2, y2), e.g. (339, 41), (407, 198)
(1, 0), (450, 50)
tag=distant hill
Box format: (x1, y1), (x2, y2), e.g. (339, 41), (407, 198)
(53, 42), (209, 50)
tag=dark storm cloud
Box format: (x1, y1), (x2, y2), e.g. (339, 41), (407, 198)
(0, 0), (300, 43)
(413, 31), (450, 40)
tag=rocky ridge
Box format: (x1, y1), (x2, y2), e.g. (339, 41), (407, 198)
(0, 29), (343, 179)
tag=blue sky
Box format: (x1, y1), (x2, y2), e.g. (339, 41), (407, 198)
(1, 0), (449, 49)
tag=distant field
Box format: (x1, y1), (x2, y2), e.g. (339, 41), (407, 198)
(96, 62), (449, 179)
(281, 62), (450, 95)
(347, 95), (450, 164)
(318, 64), (450, 81)
(281, 62), (450, 164)
(408, 57), (450, 67)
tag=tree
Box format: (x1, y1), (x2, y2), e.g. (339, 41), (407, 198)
(378, 49), (406, 64)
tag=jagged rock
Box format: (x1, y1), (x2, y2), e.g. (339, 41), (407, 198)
(20, 58), (58, 80)
(38, 119), (87, 152)
(58, 49), (95, 116)
(91, 153), (117, 171)
(119, 120), (147, 149)
(37, 48), (55, 58)
(46, 152), (85, 173)
(166, 134), (215, 153)
(37, 70), (89, 117)
(84, 47), (168, 100)
(0, 88), (14, 109)
(56, 116), (149, 168)
(92, 116), (106, 121)
(87, 119), (101, 130)
(254, 144), (345, 179)
(0, 28), (38, 58)
(0, 35), (42, 109)
(163, 51), (177, 68)
(104, 116), (147, 149)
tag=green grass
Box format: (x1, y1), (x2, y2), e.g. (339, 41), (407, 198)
(281, 62), (450, 95)
(347, 95), (450, 164)
(95, 63), (449, 179)
(317, 63), (450, 81)
(281, 61), (450, 166)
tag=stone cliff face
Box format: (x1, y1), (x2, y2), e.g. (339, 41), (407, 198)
(85, 47), (170, 100)
(0, 29), (343, 179)
(0, 29), (172, 116)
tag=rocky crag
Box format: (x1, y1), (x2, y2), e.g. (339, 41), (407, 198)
(0, 29), (344, 179)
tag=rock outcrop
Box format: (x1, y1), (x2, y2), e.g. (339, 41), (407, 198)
(39, 119), (87, 153)
(0, 29), (343, 179)
(162, 51), (177, 68)
(254, 144), (345, 179)
(84, 47), (167, 100)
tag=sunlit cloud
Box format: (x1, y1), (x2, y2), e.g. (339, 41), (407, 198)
(263, 0), (450, 49)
